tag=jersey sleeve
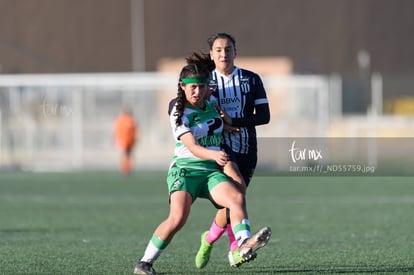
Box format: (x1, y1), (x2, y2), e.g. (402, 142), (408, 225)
(169, 105), (191, 141)
(252, 73), (269, 105)
(231, 73), (270, 127)
(168, 98), (177, 116)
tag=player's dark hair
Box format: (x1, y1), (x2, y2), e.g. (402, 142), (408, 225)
(174, 52), (212, 126)
(185, 52), (215, 72)
(207, 32), (236, 50)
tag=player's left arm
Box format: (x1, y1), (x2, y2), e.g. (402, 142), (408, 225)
(231, 74), (270, 127)
(231, 103), (270, 127)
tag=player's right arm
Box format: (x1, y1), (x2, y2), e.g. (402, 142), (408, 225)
(179, 132), (228, 166)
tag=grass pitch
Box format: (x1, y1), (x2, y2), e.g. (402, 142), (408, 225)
(1, 171), (413, 274)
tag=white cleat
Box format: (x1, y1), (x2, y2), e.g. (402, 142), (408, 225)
(239, 226), (272, 261)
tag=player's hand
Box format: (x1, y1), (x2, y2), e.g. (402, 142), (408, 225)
(223, 123), (240, 133)
(213, 150), (229, 166)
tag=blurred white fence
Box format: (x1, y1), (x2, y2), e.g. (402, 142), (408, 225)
(0, 73), (341, 171)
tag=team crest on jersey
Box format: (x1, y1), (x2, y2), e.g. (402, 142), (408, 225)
(240, 77), (250, 93)
(173, 180), (182, 188)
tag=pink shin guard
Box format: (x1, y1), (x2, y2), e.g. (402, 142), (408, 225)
(206, 221), (226, 244)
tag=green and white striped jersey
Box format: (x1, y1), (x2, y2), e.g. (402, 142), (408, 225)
(169, 97), (223, 170)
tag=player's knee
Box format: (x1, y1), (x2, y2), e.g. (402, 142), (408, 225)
(167, 213), (188, 231)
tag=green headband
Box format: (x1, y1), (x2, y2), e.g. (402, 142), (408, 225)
(181, 77), (209, 84)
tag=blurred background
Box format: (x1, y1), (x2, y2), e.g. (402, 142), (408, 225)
(0, 0), (413, 172)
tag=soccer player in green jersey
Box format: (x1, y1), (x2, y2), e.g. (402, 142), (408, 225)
(133, 54), (271, 275)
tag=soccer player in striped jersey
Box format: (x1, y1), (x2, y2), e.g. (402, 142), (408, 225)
(134, 54), (271, 275)
(195, 33), (271, 268)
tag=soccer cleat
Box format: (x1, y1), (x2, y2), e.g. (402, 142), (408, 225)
(195, 231), (213, 269)
(239, 226), (272, 261)
(228, 248), (257, 267)
(134, 261), (156, 275)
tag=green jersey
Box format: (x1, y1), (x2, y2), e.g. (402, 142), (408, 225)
(169, 97), (223, 171)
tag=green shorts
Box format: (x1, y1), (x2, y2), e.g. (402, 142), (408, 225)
(166, 166), (230, 208)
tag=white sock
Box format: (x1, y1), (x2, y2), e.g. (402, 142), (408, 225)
(140, 240), (163, 264)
